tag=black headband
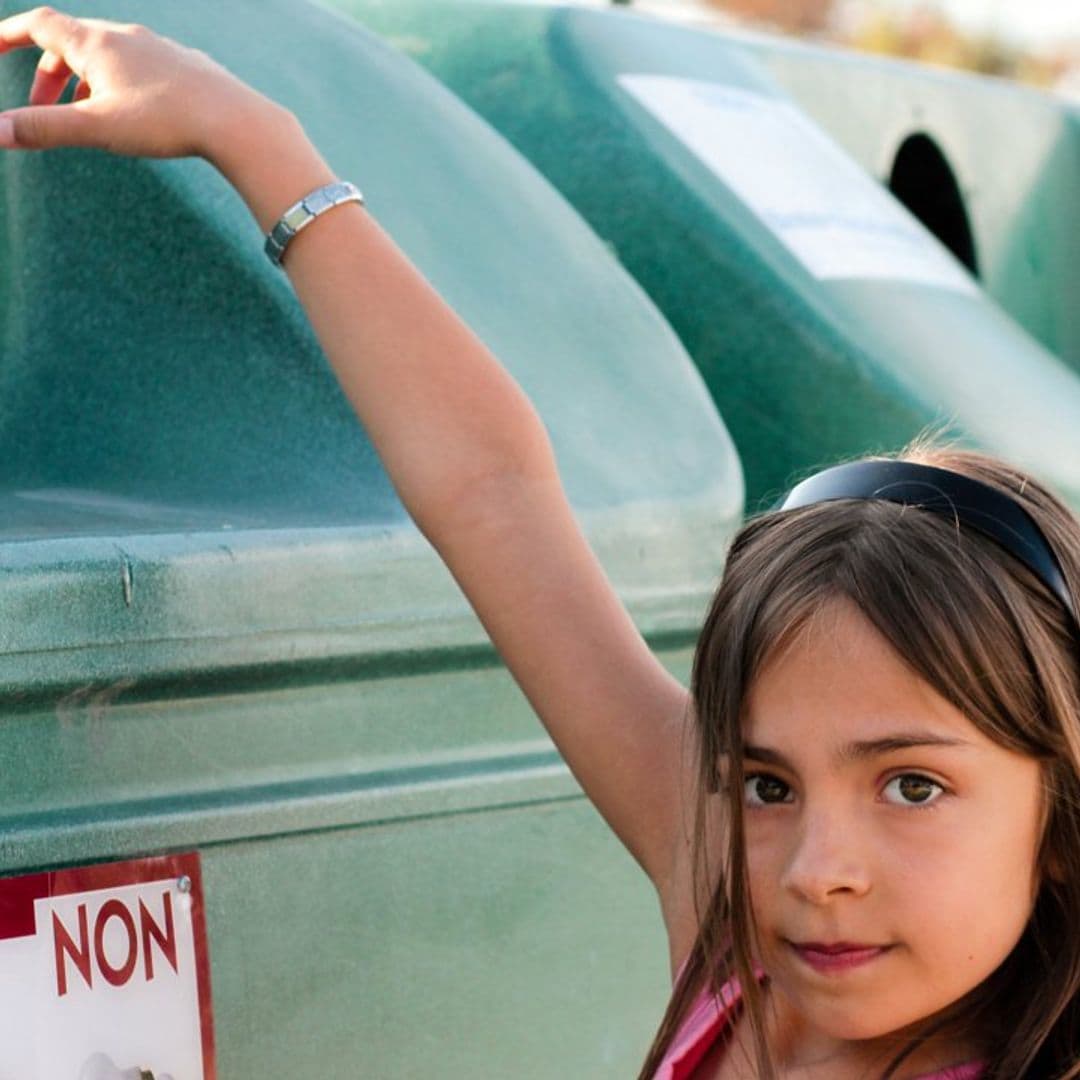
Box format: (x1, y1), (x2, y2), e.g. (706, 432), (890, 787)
(778, 460), (1076, 622)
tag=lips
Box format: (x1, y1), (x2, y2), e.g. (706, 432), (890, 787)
(787, 940), (894, 974)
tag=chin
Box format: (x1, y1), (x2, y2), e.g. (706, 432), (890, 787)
(781, 989), (925, 1043)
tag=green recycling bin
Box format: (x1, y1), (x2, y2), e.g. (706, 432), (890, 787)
(737, 35), (1080, 370)
(0, 0), (741, 1075)
(338, 0), (1080, 512)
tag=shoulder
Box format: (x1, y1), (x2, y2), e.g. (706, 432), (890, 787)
(653, 968), (762, 1080)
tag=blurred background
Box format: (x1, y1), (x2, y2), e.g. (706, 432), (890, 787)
(615, 0), (1080, 100)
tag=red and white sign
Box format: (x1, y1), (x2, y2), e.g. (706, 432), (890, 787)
(0, 853), (215, 1080)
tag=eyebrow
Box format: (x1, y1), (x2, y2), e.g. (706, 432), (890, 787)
(741, 733), (973, 771)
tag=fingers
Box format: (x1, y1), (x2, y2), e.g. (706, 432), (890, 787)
(0, 8), (114, 148)
(0, 7), (90, 77)
(0, 99), (98, 149)
(30, 49), (77, 106)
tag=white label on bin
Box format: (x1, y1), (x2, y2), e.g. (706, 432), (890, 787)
(0, 854), (214, 1080)
(617, 74), (978, 295)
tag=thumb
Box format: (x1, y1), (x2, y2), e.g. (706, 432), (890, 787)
(0, 101), (99, 150)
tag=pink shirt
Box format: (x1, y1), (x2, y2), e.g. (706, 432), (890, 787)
(652, 972), (986, 1079)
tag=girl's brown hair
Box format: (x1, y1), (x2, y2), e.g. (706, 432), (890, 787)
(639, 442), (1080, 1079)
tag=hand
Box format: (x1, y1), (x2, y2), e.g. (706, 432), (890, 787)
(0, 6), (282, 160)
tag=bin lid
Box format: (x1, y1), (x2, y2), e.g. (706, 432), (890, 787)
(0, 0), (742, 694)
(337, 0), (1080, 512)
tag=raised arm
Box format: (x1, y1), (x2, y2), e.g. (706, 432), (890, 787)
(214, 111), (696, 893)
(0, 9), (697, 895)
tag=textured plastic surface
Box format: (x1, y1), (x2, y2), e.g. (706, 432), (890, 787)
(0, 0), (743, 1074)
(739, 36), (1080, 370)
(339, 0), (1080, 511)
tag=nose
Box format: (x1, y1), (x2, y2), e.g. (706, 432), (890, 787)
(779, 803), (872, 904)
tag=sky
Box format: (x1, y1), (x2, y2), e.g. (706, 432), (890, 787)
(903, 0), (1079, 48)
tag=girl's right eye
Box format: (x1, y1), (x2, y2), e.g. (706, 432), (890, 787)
(744, 773), (794, 806)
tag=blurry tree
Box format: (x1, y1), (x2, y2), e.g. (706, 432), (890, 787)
(697, 0), (1076, 94)
(704, 0), (833, 33)
(844, 4), (1070, 88)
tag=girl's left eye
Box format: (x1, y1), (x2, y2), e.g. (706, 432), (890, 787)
(882, 774), (945, 807)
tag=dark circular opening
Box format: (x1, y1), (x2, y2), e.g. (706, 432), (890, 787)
(888, 134), (979, 276)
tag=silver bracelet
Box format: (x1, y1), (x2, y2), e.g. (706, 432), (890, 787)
(264, 180), (364, 268)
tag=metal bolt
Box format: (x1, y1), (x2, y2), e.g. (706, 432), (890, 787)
(176, 875), (192, 894)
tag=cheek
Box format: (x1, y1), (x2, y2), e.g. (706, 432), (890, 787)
(905, 854), (1026, 943)
(743, 825), (784, 910)
(888, 808), (1041, 975)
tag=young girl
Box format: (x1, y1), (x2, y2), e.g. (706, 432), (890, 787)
(2, 11), (1077, 1077)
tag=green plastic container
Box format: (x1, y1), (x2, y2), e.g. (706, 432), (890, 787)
(738, 34), (1080, 371)
(337, 0), (1080, 511)
(0, 0), (741, 1075)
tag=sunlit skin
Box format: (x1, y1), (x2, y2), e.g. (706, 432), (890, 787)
(713, 598), (1047, 1078)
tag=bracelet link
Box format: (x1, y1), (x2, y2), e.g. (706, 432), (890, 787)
(264, 181), (364, 268)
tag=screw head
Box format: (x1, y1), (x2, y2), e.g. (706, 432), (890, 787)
(176, 874), (192, 894)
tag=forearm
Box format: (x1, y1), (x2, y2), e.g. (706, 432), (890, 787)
(0, 5), (696, 898)
(208, 102), (557, 539)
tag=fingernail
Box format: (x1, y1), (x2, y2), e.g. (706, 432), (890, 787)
(0, 115), (15, 148)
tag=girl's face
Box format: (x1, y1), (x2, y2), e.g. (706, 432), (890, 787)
(739, 598), (1046, 1062)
